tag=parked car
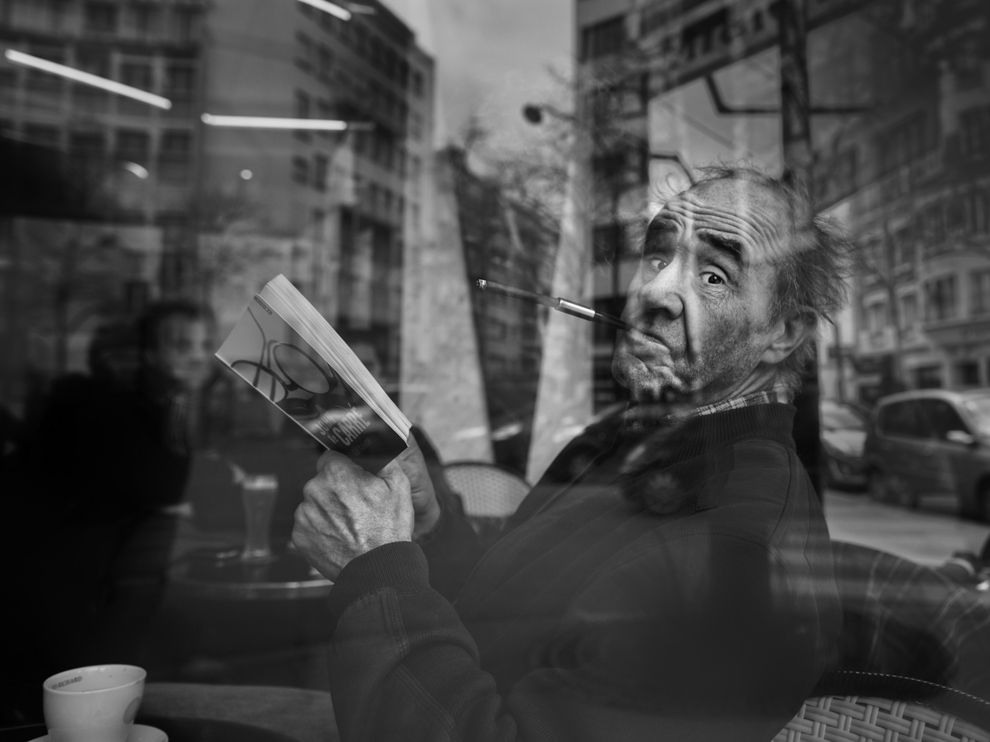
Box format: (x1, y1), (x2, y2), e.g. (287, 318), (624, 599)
(820, 398), (868, 490)
(863, 388), (990, 519)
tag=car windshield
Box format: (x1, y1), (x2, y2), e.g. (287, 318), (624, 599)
(962, 396), (990, 436)
(822, 405), (865, 431)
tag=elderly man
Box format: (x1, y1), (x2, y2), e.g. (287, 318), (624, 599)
(292, 167), (849, 741)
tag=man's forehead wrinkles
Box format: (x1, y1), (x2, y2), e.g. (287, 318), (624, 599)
(664, 199), (765, 241)
(665, 194), (784, 249)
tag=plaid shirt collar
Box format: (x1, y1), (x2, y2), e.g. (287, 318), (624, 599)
(622, 385), (793, 432)
(689, 385), (793, 418)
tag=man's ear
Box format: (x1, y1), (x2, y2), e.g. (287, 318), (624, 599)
(760, 310), (815, 365)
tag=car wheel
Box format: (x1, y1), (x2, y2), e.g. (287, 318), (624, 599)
(868, 470), (889, 502)
(825, 457), (842, 489)
(897, 483), (919, 510)
(979, 481), (990, 524)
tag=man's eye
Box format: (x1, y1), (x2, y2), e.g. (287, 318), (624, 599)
(701, 271), (725, 285)
(643, 253), (668, 270)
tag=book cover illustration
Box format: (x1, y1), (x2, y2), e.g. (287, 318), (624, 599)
(216, 290), (408, 461)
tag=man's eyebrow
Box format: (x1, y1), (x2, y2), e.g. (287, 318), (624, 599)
(643, 218), (676, 245)
(697, 231), (745, 267)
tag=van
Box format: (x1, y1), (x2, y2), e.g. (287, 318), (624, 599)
(863, 388), (990, 520)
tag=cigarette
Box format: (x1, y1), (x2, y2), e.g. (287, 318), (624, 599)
(474, 278), (633, 334)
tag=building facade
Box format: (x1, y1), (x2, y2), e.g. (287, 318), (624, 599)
(0, 0), (209, 385)
(815, 1), (990, 404)
(0, 0), (435, 396)
(442, 146), (558, 474)
(198, 0), (435, 388)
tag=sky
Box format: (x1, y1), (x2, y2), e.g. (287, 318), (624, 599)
(381, 0), (574, 147)
(377, 0), (856, 181)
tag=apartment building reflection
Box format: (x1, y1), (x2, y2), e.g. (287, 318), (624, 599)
(0, 0), (435, 402)
(442, 147), (557, 475)
(814, 2), (990, 403)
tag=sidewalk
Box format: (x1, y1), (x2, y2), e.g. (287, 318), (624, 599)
(824, 490), (990, 566)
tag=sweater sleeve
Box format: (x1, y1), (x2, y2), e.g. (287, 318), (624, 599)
(324, 528), (835, 742)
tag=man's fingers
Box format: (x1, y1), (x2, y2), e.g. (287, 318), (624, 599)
(317, 448), (366, 475)
(379, 459), (411, 494)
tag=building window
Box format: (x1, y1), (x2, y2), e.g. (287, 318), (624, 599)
(956, 361), (981, 387)
(158, 130), (192, 182)
(26, 43), (64, 94)
(84, 2), (118, 33)
(864, 299), (888, 334)
(921, 201), (948, 253)
(959, 105), (990, 157)
(291, 156), (309, 184)
(0, 68), (16, 98)
(913, 366), (943, 389)
(581, 15), (626, 61)
(313, 153), (328, 191)
(296, 33), (313, 72)
(117, 129), (150, 163)
(924, 275), (958, 322)
(23, 123), (60, 147)
(72, 84), (109, 112)
(311, 208), (326, 241)
(894, 229), (916, 266)
(972, 271), (990, 316)
(68, 131), (106, 176)
(317, 45), (333, 79)
(75, 46), (111, 77)
(172, 7), (198, 42)
(164, 64), (195, 99)
(49, 0), (70, 31)
(132, 3), (160, 37)
(964, 188), (990, 235)
(898, 293), (918, 330)
(295, 90), (311, 141)
(877, 112), (931, 174)
(120, 60), (153, 90)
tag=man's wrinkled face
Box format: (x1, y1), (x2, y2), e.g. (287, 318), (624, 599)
(612, 178), (794, 405)
(152, 317), (213, 390)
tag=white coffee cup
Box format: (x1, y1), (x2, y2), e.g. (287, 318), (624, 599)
(43, 664), (146, 742)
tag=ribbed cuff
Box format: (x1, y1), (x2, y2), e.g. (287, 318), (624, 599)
(327, 542), (430, 622)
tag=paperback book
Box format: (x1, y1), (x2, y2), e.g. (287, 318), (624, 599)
(215, 274), (410, 460)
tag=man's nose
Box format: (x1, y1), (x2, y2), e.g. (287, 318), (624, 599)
(637, 259), (686, 318)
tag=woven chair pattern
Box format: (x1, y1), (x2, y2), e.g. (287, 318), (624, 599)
(775, 695), (990, 742)
(442, 461), (530, 518)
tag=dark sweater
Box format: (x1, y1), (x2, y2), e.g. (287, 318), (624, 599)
(325, 403), (841, 741)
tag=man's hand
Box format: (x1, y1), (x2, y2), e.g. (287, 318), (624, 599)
(393, 440), (441, 538)
(292, 450), (415, 580)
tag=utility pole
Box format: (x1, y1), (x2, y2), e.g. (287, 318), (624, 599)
(779, 0), (825, 499)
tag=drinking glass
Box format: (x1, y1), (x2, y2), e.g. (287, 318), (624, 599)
(240, 474), (278, 562)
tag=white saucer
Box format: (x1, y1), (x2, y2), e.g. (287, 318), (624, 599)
(28, 724), (167, 742)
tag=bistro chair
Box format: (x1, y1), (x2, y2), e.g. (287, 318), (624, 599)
(442, 460), (530, 540)
(828, 540), (990, 702)
(776, 691), (990, 742)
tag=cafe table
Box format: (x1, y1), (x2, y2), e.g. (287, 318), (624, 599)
(167, 546), (333, 601)
(164, 504), (333, 601)
(156, 509), (335, 689)
(0, 683), (337, 742)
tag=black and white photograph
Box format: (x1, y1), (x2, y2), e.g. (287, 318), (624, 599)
(2, 1), (990, 740)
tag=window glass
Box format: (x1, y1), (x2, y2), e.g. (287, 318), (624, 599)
(4, 1), (990, 736)
(920, 399), (969, 439)
(879, 401), (925, 438)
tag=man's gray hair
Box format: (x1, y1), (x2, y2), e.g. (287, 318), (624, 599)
(693, 165), (854, 392)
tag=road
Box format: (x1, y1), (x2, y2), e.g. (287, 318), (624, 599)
(824, 488), (990, 567)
